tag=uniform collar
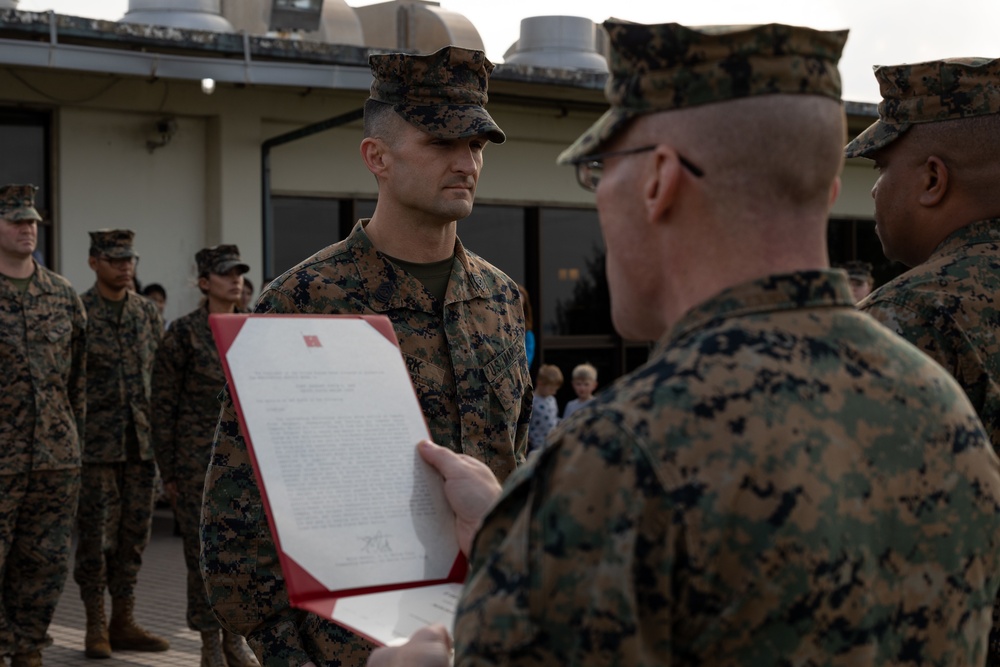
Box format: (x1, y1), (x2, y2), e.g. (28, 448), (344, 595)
(928, 217), (1000, 260)
(662, 270), (856, 350)
(347, 219), (490, 312)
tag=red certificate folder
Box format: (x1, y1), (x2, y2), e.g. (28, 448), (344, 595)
(210, 313), (466, 646)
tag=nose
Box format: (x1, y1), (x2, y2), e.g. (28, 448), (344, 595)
(452, 145), (479, 175)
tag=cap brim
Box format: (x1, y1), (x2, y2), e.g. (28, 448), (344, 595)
(215, 260), (250, 275)
(845, 118), (910, 159)
(4, 206), (43, 223)
(103, 249), (138, 259)
(397, 104), (506, 144)
(556, 107), (633, 164)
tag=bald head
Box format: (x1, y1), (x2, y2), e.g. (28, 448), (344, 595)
(631, 94), (846, 222)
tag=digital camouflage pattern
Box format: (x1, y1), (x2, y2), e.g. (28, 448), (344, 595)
(78, 288), (161, 463)
(558, 21), (848, 164)
(859, 218), (1000, 660)
(837, 260), (873, 282)
(845, 57), (1000, 158)
(456, 271), (1000, 666)
(152, 304), (231, 631)
(0, 264), (86, 473)
(74, 288), (161, 600)
(201, 220), (531, 666)
(369, 45), (505, 143)
(196, 244), (250, 277)
(0, 469), (81, 657)
(88, 229), (138, 259)
(0, 184), (42, 222)
(73, 461), (156, 600)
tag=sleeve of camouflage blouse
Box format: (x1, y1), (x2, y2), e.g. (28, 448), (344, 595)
(151, 323), (187, 483)
(454, 412), (674, 665)
(69, 293), (88, 443)
(513, 352), (532, 465)
(201, 287), (314, 666)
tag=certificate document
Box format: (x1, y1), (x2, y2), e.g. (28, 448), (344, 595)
(211, 314), (465, 646)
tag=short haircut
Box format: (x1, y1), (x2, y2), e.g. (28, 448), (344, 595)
(572, 363), (597, 382)
(364, 98), (401, 142)
(536, 364), (564, 387)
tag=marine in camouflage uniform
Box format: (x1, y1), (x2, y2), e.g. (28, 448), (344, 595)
(74, 229), (168, 659)
(381, 22), (1000, 667)
(845, 57), (1000, 663)
(151, 245), (258, 667)
(0, 185), (86, 667)
(201, 46), (530, 667)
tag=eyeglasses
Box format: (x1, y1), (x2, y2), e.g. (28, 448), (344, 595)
(572, 145), (705, 192)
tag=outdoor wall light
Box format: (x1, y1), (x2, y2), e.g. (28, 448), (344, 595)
(201, 78), (216, 95)
(268, 0), (324, 33)
(146, 117), (178, 153)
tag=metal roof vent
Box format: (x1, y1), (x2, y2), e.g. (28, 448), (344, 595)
(120, 0), (236, 33)
(220, 0), (364, 45)
(503, 16), (608, 72)
(354, 0), (484, 53)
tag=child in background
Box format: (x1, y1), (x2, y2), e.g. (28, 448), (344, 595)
(563, 362), (598, 418)
(528, 364), (564, 453)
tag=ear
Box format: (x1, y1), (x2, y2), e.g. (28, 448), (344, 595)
(87, 255), (98, 271)
(197, 275), (210, 293)
(828, 175), (842, 208)
(918, 155), (948, 207)
(644, 146), (684, 222)
(360, 137), (388, 177)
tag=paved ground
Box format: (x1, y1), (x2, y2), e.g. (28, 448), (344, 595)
(45, 509), (203, 666)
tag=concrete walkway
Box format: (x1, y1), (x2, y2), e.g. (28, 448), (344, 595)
(45, 509), (202, 666)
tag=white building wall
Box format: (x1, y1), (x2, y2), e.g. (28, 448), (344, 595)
(57, 108), (208, 321)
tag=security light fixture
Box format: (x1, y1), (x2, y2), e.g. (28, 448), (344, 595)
(268, 0), (324, 33)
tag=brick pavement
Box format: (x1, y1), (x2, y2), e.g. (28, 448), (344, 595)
(45, 508), (202, 666)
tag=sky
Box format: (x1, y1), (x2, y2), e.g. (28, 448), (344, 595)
(14, 0), (1000, 103)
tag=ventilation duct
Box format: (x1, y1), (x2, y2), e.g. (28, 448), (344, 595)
(220, 0), (364, 45)
(503, 16), (608, 72)
(120, 0), (236, 33)
(353, 0), (484, 53)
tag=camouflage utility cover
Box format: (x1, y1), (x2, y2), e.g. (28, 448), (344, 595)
(80, 288), (162, 463)
(369, 45), (505, 143)
(558, 21), (848, 163)
(88, 229), (137, 259)
(455, 271), (1000, 665)
(0, 183), (42, 222)
(201, 220), (531, 666)
(196, 244), (249, 277)
(845, 57), (1000, 158)
(837, 260), (873, 282)
(0, 264), (86, 473)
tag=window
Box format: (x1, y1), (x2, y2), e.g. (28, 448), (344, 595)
(0, 109), (51, 266)
(268, 196), (342, 279)
(457, 205), (524, 283)
(539, 208), (610, 336)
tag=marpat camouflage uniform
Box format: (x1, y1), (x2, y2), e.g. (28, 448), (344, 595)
(847, 57), (1000, 664)
(152, 304), (230, 631)
(202, 220), (530, 666)
(456, 271), (1000, 666)
(74, 284), (162, 600)
(0, 256), (86, 657)
(451, 20), (1000, 667)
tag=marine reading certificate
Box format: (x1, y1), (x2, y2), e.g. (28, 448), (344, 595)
(211, 314), (465, 647)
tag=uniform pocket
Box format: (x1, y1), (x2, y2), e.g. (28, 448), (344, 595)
(483, 340), (527, 414)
